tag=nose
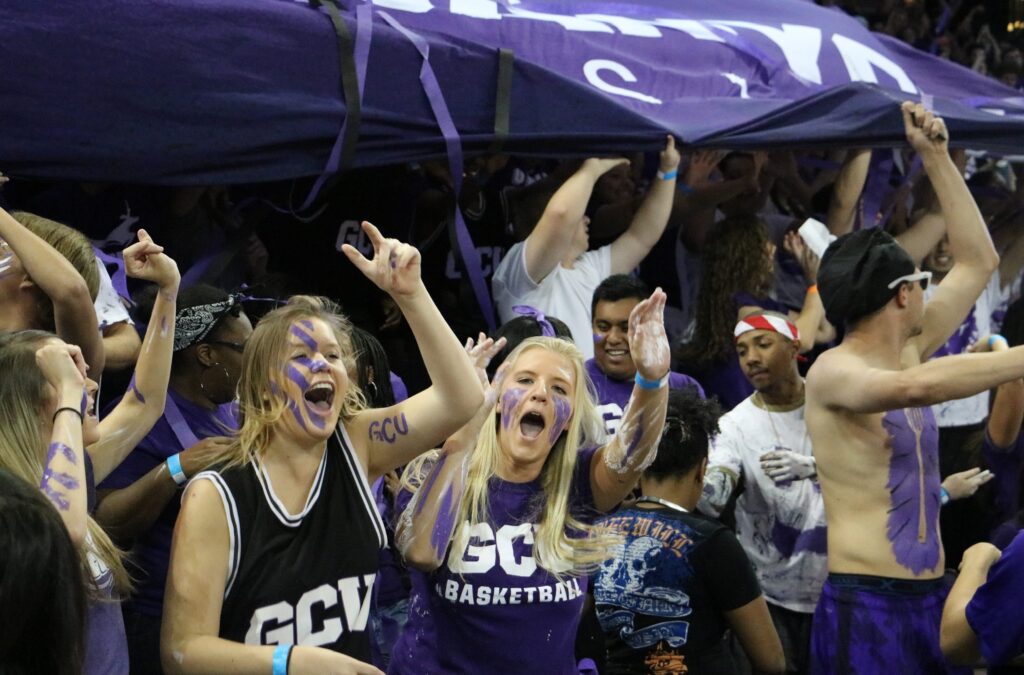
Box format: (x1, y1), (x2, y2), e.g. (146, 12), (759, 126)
(530, 381), (549, 401)
(309, 358), (329, 374)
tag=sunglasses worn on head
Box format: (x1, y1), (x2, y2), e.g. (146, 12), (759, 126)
(887, 271), (932, 292)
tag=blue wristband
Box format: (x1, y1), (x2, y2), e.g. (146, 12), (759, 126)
(166, 453), (187, 486)
(940, 487), (950, 506)
(656, 169), (678, 181)
(272, 645), (292, 675)
(635, 372), (667, 390)
(989, 334), (1009, 349)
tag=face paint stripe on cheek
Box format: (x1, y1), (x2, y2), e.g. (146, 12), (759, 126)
(500, 388), (528, 430)
(549, 397), (572, 443)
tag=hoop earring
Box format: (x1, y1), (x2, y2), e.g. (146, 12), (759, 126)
(366, 380), (378, 401)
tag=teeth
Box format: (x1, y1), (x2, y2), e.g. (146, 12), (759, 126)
(309, 383), (334, 393)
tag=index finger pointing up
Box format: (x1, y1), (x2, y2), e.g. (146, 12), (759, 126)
(361, 221), (386, 249)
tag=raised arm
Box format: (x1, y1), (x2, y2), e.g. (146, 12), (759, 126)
(591, 289), (670, 511)
(102, 321), (142, 371)
(343, 222), (482, 482)
(973, 336), (1024, 448)
(90, 230), (179, 483)
(901, 103), (1000, 361)
(610, 136), (681, 274)
(35, 342), (90, 546)
(781, 231), (829, 352)
(0, 208), (104, 372)
(524, 157), (629, 283)
(808, 346), (1024, 415)
(826, 148), (872, 236)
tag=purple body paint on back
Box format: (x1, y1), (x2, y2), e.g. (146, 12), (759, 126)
(128, 374), (145, 404)
(415, 454), (448, 516)
(501, 388), (527, 430)
(290, 324), (318, 352)
(771, 520), (828, 556)
(549, 397), (571, 443)
(883, 407), (941, 575)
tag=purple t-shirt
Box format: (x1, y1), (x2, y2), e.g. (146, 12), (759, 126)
(388, 447), (600, 674)
(100, 389), (238, 617)
(83, 452), (129, 675)
(966, 531), (1024, 665)
(585, 359), (703, 438)
(982, 433), (1024, 530)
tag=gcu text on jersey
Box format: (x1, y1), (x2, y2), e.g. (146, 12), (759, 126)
(245, 573), (376, 646)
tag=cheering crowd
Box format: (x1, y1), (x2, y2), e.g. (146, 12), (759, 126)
(4, 95), (1024, 675)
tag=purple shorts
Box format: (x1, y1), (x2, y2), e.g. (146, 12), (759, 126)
(810, 574), (970, 675)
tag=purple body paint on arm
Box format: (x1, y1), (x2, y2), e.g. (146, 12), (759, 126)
(40, 442), (80, 511)
(500, 388), (527, 430)
(80, 390), (88, 417)
(128, 374), (145, 404)
(430, 484), (459, 558)
(414, 454), (448, 516)
(549, 397), (572, 443)
(369, 413), (409, 443)
(290, 324), (319, 352)
(623, 412), (644, 460)
(883, 407), (941, 575)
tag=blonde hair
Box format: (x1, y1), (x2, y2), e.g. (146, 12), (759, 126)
(0, 331), (130, 598)
(410, 337), (614, 577)
(211, 296), (365, 469)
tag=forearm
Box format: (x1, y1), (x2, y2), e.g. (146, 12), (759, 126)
(684, 178), (750, 210)
(102, 322), (142, 371)
(95, 464), (179, 540)
(626, 178), (676, 251)
(394, 286), (482, 419)
(395, 448), (471, 571)
(163, 635), (278, 675)
(792, 292), (826, 354)
(988, 379), (1024, 448)
(44, 393), (89, 546)
(826, 149), (871, 235)
(923, 151), (998, 270)
(907, 348), (1024, 406)
(596, 383), (668, 509)
(940, 563), (988, 663)
(134, 285), (177, 403)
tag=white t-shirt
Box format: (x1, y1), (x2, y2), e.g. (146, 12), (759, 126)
(491, 240), (611, 360)
(698, 395), (827, 613)
(926, 271), (1013, 428)
(93, 256), (132, 331)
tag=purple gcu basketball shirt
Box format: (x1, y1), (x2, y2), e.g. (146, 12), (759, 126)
(389, 448), (601, 674)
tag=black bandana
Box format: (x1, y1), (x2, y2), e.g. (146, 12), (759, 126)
(173, 295), (240, 352)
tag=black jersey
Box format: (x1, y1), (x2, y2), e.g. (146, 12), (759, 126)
(197, 424), (386, 660)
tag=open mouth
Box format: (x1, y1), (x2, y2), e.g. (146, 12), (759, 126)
(520, 411), (546, 440)
(303, 382), (335, 414)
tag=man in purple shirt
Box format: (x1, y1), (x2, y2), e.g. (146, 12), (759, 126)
(587, 275), (703, 438)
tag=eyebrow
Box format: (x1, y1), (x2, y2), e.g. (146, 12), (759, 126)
(515, 368), (573, 388)
(288, 339), (341, 352)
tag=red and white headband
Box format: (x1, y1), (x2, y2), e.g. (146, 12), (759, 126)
(734, 315), (800, 342)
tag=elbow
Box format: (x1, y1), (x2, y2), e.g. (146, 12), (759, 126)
(939, 619), (980, 665)
(899, 376), (936, 409)
(161, 638), (187, 675)
(399, 541), (443, 574)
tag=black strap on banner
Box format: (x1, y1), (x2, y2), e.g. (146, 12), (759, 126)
(488, 48), (514, 155)
(312, 0), (362, 173)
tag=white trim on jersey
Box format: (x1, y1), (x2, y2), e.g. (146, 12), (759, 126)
(190, 471), (242, 597)
(251, 443), (329, 528)
(334, 423), (388, 550)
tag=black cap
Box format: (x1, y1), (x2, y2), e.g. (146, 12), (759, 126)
(818, 228), (916, 326)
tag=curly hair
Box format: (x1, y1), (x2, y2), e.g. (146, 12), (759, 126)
(679, 215), (774, 367)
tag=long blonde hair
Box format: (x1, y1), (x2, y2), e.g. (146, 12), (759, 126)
(212, 296), (365, 469)
(0, 331), (130, 598)
(425, 337), (612, 577)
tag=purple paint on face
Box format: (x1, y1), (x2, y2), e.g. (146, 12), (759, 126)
(287, 365), (309, 392)
(770, 520), (828, 557)
(500, 387), (528, 430)
(883, 407), (941, 575)
(286, 365), (327, 430)
(593, 333), (603, 344)
(288, 400), (310, 433)
(431, 484), (458, 558)
(415, 454), (447, 516)
(128, 374), (145, 404)
(290, 324), (318, 352)
(549, 397), (572, 443)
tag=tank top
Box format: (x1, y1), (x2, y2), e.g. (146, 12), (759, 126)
(194, 424), (386, 660)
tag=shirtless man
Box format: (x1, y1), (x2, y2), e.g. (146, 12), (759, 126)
(806, 102), (1024, 673)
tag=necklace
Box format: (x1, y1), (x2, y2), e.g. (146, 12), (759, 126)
(755, 390), (809, 457)
(635, 496), (688, 513)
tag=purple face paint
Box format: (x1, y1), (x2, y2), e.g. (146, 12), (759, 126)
(128, 374), (146, 404)
(286, 365), (327, 430)
(299, 319), (314, 331)
(430, 484), (458, 558)
(548, 397), (572, 443)
(593, 333), (603, 344)
(414, 454), (448, 516)
(883, 407), (941, 575)
(287, 400), (310, 433)
(290, 323), (319, 352)
(500, 387), (528, 430)
(770, 520), (828, 557)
